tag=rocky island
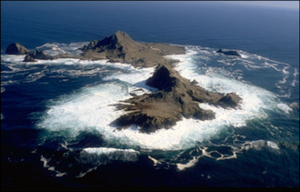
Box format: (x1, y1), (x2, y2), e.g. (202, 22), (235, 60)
(5, 31), (242, 133)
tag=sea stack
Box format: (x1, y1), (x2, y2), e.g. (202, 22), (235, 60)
(5, 42), (31, 55)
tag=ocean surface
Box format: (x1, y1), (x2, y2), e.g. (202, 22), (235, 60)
(1, 1), (299, 189)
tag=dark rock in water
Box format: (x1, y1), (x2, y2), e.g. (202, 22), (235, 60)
(23, 55), (36, 62)
(5, 42), (31, 55)
(217, 49), (241, 57)
(217, 93), (242, 109)
(112, 63), (242, 133)
(23, 50), (55, 62)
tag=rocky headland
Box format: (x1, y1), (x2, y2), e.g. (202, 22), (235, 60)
(5, 31), (242, 133)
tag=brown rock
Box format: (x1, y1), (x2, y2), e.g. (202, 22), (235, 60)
(112, 64), (242, 133)
(217, 92), (242, 109)
(23, 55), (36, 62)
(79, 31), (185, 67)
(23, 50), (55, 62)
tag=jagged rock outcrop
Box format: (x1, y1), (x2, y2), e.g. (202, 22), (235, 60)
(112, 64), (242, 133)
(5, 42), (31, 55)
(23, 50), (55, 62)
(217, 49), (241, 57)
(23, 55), (36, 62)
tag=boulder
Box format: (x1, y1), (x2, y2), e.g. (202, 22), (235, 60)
(217, 93), (242, 109)
(5, 42), (31, 55)
(23, 55), (36, 62)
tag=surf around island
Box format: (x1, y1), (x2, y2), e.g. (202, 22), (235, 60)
(5, 31), (242, 133)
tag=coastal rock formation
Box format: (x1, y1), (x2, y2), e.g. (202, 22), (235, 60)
(5, 42), (31, 55)
(217, 49), (241, 57)
(79, 31), (185, 67)
(23, 50), (55, 62)
(23, 55), (36, 62)
(112, 64), (242, 133)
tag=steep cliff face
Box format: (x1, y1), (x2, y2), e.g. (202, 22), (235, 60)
(112, 64), (242, 133)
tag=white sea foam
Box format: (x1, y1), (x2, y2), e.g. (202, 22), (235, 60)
(1, 55), (26, 63)
(36, 42), (88, 56)
(240, 53), (249, 58)
(103, 66), (157, 91)
(250, 140), (279, 150)
(267, 141), (279, 150)
(82, 147), (139, 162)
(277, 103), (293, 114)
(40, 155), (67, 177)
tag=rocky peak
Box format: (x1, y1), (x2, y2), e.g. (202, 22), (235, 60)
(5, 42), (31, 55)
(80, 31), (140, 52)
(146, 64), (178, 91)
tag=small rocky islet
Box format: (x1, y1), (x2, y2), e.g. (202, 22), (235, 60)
(5, 31), (242, 133)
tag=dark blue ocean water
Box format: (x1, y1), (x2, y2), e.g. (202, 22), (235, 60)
(1, 1), (299, 190)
